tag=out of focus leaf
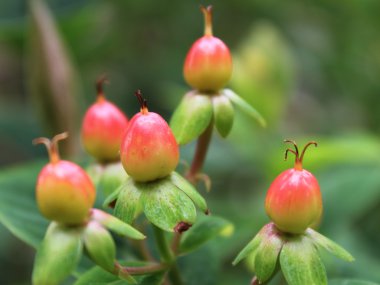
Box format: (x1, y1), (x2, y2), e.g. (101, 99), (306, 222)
(28, 0), (80, 155)
(0, 161), (48, 248)
(230, 22), (295, 127)
(180, 215), (233, 254)
(32, 222), (83, 285)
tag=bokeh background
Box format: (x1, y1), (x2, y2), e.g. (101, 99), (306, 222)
(1, 0), (380, 284)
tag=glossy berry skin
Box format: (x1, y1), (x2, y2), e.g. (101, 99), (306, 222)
(265, 168), (322, 234)
(81, 97), (128, 162)
(36, 160), (96, 225)
(120, 111), (179, 182)
(184, 36), (232, 92)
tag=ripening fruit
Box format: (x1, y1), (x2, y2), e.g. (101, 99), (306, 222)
(34, 133), (96, 225)
(81, 77), (128, 163)
(183, 5), (232, 92)
(265, 140), (322, 234)
(120, 90), (179, 182)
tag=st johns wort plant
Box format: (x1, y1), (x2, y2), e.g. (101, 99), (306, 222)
(4, 4), (356, 285)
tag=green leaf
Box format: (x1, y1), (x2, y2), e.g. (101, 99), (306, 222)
(83, 221), (116, 271)
(114, 177), (142, 224)
(222, 88), (266, 127)
(180, 215), (233, 254)
(306, 228), (354, 262)
(32, 222), (83, 285)
(280, 236), (327, 285)
(212, 94), (235, 138)
(140, 178), (197, 232)
(0, 161), (48, 248)
(170, 172), (208, 213)
(91, 209), (145, 240)
(170, 91), (213, 145)
(254, 229), (283, 283)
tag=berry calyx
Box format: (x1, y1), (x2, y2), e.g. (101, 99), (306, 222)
(183, 5), (232, 92)
(265, 140), (322, 234)
(81, 76), (128, 163)
(120, 90), (179, 182)
(34, 132), (96, 225)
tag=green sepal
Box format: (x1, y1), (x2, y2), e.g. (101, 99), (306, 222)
(306, 228), (354, 262)
(254, 227), (283, 283)
(180, 215), (234, 254)
(86, 163), (104, 187)
(32, 222), (83, 285)
(280, 235), (327, 285)
(99, 162), (128, 197)
(212, 94), (234, 138)
(91, 209), (145, 240)
(140, 177), (197, 232)
(233, 223), (271, 265)
(222, 88), (266, 127)
(114, 177), (143, 224)
(103, 181), (124, 208)
(83, 221), (116, 271)
(170, 91), (213, 145)
(170, 172), (208, 213)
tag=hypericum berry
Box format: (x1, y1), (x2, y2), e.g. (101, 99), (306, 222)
(81, 77), (128, 163)
(34, 132), (96, 225)
(265, 140), (322, 234)
(183, 5), (232, 92)
(120, 90), (179, 182)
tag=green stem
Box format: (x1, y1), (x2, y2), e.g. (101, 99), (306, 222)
(152, 225), (184, 285)
(185, 119), (213, 184)
(153, 225), (174, 262)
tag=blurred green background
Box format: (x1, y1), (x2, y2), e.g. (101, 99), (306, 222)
(1, 0), (380, 284)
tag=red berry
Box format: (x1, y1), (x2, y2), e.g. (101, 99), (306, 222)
(34, 133), (96, 225)
(265, 140), (322, 234)
(183, 5), (232, 92)
(81, 77), (128, 163)
(120, 91), (179, 182)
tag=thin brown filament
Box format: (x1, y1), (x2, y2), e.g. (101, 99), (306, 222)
(284, 148), (298, 161)
(299, 141), (317, 164)
(33, 132), (68, 163)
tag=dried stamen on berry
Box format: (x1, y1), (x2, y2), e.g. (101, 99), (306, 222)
(134, 90), (148, 114)
(33, 132), (68, 164)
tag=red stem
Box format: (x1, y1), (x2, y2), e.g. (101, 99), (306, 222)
(185, 120), (213, 184)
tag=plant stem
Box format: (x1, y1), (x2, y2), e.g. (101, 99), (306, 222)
(152, 225), (184, 285)
(186, 120), (213, 184)
(153, 225), (174, 262)
(114, 262), (167, 276)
